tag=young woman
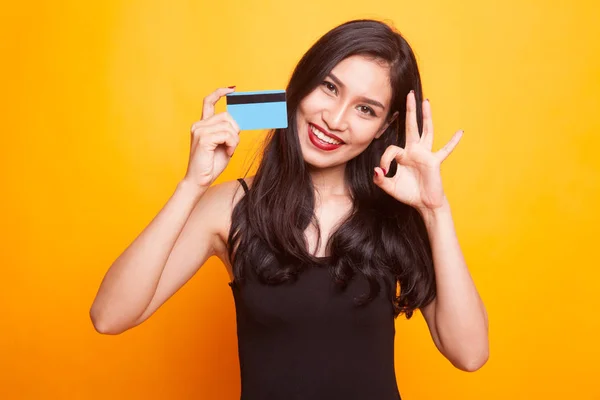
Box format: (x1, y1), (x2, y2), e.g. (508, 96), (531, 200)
(91, 19), (489, 399)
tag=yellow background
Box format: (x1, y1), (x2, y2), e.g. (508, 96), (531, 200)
(1, 0), (599, 399)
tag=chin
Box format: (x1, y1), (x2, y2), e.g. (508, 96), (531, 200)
(302, 151), (346, 171)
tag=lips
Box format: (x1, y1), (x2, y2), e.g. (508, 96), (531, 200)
(309, 123), (345, 144)
(308, 123), (344, 151)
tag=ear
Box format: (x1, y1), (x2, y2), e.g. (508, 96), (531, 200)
(375, 111), (399, 139)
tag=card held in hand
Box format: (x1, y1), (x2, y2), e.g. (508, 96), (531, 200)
(226, 90), (288, 131)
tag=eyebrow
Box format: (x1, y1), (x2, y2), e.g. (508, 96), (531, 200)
(328, 72), (386, 110)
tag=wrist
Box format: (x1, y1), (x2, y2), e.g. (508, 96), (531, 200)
(176, 179), (208, 200)
(417, 196), (451, 222)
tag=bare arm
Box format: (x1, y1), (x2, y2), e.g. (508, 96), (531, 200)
(90, 86), (241, 335)
(419, 198), (489, 372)
(89, 180), (218, 334)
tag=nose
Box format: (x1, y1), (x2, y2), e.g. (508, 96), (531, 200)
(322, 102), (349, 132)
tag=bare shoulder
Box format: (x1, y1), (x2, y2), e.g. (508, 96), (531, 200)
(210, 176), (255, 270)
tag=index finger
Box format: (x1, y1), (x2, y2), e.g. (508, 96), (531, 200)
(202, 87), (236, 120)
(379, 145), (404, 174)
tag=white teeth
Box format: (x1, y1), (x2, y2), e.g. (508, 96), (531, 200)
(310, 124), (342, 145)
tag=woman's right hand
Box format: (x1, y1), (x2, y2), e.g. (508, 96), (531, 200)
(183, 87), (241, 189)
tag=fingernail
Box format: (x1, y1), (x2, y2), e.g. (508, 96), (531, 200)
(410, 90), (414, 94)
(426, 98), (429, 103)
(228, 85), (236, 89)
(382, 168), (387, 175)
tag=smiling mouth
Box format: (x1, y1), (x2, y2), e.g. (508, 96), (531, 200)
(308, 123), (345, 145)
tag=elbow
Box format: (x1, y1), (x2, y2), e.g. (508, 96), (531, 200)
(91, 321), (124, 336)
(454, 347), (489, 372)
(89, 307), (129, 335)
(439, 334), (489, 372)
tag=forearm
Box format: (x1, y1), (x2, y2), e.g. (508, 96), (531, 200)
(419, 198), (489, 369)
(90, 180), (206, 333)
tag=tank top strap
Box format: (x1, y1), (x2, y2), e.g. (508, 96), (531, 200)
(237, 178), (249, 194)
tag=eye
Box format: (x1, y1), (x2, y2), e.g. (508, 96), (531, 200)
(358, 105), (376, 116)
(322, 81), (338, 94)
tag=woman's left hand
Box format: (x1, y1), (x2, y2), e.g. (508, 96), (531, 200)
(373, 91), (463, 213)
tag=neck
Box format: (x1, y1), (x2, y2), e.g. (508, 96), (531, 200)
(307, 163), (349, 198)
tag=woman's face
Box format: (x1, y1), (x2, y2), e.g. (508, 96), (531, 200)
(296, 54), (396, 169)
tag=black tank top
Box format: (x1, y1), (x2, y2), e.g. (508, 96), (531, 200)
(228, 178), (402, 400)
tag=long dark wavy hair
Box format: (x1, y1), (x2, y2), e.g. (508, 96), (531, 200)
(227, 19), (435, 319)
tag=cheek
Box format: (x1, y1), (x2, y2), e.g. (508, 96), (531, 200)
(298, 91), (327, 117)
(349, 120), (383, 145)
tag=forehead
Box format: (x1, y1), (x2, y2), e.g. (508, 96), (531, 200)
(329, 55), (392, 101)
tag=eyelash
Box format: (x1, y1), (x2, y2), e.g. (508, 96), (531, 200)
(358, 105), (376, 116)
(322, 81), (337, 94)
(321, 81), (376, 117)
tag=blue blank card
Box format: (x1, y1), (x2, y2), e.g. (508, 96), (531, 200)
(226, 90), (288, 131)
